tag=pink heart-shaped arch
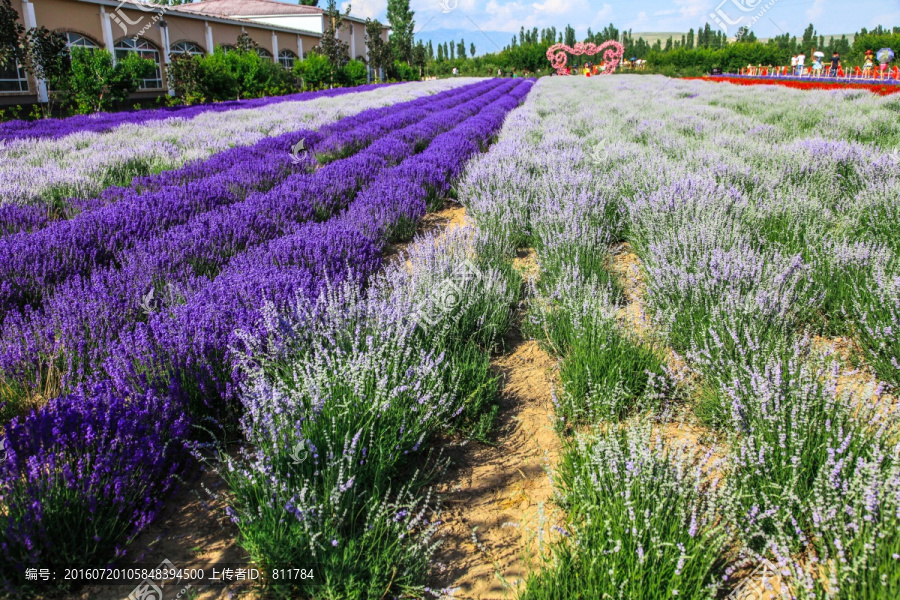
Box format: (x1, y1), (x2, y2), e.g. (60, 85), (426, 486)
(546, 40), (625, 75)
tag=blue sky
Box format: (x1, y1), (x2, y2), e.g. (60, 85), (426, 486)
(293, 0), (899, 50)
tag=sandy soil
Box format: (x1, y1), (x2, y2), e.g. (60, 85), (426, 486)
(609, 242), (651, 340)
(383, 201), (470, 266)
(74, 456), (254, 600)
(428, 335), (563, 599)
(420, 241), (563, 599)
(811, 335), (898, 415)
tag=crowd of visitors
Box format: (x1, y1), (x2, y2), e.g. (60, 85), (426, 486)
(742, 48), (896, 79)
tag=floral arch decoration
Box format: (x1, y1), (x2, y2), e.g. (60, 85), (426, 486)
(546, 40), (625, 75)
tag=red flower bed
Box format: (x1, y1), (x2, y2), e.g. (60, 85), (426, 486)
(685, 76), (900, 96)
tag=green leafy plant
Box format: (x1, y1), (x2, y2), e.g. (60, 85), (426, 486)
(165, 53), (204, 104)
(523, 422), (729, 600)
(339, 59), (367, 87)
(67, 47), (156, 114)
(294, 52), (333, 90)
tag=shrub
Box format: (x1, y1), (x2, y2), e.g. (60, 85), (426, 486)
(390, 60), (418, 82)
(0, 383), (192, 591)
(523, 422), (729, 600)
(294, 52), (333, 90)
(165, 53), (205, 105)
(340, 59), (368, 87)
(66, 47), (156, 114)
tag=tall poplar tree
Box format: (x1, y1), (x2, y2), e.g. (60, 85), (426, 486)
(386, 0), (415, 64)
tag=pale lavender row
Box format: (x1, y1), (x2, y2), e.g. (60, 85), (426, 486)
(0, 79), (514, 393)
(0, 79), (534, 583)
(0, 80), (501, 315)
(0, 83), (402, 143)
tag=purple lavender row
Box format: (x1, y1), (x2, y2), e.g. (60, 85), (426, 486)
(0, 80), (513, 392)
(0, 83), (402, 143)
(0, 79), (533, 586)
(0, 133), (312, 239)
(0, 84), (428, 239)
(91, 81), (475, 207)
(0, 204), (49, 237)
(0, 81), (500, 314)
(106, 78), (533, 416)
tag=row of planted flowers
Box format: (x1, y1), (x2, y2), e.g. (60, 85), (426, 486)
(692, 75), (900, 95)
(459, 76), (900, 599)
(0, 78), (500, 310)
(0, 77), (534, 596)
(0, 83), (402, 144)
(0, 79), (514, 421)
(0, 79), (474, 219)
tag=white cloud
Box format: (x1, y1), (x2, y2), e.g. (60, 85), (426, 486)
(625, 10), (649, 30)
(674, 0), (710, 20)
(342, 0), (385, 19)
(806, 0), (827, 22)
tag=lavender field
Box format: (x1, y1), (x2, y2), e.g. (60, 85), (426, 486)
(460, 76), (900, 600)
(0, 74), (898, 600)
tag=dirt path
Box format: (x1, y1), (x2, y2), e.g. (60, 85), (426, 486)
(75, 457), (254, 600)
(428, 247), (563, 599)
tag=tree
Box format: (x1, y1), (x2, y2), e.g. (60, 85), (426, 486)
(235, 32), (259, 53)
(457, 39), (465, 60)
(316, 0), (351, 84)
(166, 53), (204, 103)
(22, 27), (71, 115)
(2, 3), (74, 115)
(437, 43), (444, 61)
(0, 0), (24, 69)
(22, 27), (69, 83)
(298, 0), (319, 5)
(67, 47), (156, 114)
(470, 42), (475, 58)
(365, 18), (392, 75)
(411, 40), (427, 77)
(801, 23), (816, 50)
(386, 0), (415, 64)
(450, 41), (455, 60)
(598, 24), (619, 42)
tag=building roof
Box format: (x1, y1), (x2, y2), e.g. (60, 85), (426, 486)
(170, 0), (374, 25)
(75, 0), (322, 36)
(172, 0), (326, 18)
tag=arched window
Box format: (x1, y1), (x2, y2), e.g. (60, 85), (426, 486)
(170, 41), (205, 56)
(220, 45), (235, 54)
(0, 61), (28, 92)
(278, 49), (297, 70)
(64, 32), (100, 50)
(256, 48), (273, 61)
(114, 38), (162, 89)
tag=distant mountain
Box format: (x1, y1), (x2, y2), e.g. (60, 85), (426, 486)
(629, 32), (685, 44)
